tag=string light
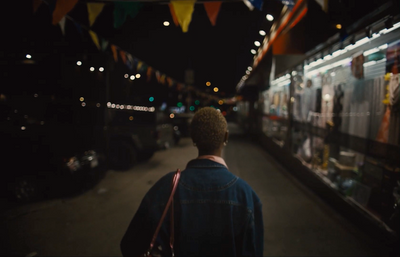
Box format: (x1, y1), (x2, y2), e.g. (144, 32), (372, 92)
(26, 54), (32, 59)
(266, 14), (274, 21)
(99, 67), (104, 72)
(76, 61), (82, 66)
(90, 67), (95, 72)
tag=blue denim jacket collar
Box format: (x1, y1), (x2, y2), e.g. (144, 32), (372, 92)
(181, 159), (238, 192)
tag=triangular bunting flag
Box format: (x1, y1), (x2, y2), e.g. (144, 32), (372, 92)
(87, 3), (105, 27)
(111, 44), (118, 62)
(33, 0), (42, 13)
(113, 2), (143, 29)
(160, 74), (166, 84)
(171, 0), (196, 33)
(147, 66), (153, 82)
(52, 0), (79, 25)
(167, 77), (174, 87)
(59, 16), (66, 35)
(137, 61), (143, 71)
(155, 71), (161, 82)
(177, 83), (184, 91)
(119, 50), (128, 66)
(243, 0), (254, 11)
(126, 54), (134, 70)
(204, 2), (222, 26)
(101, 38), (109, 51)
(168, 3), (180, 27)
(89, 30), (101, 50)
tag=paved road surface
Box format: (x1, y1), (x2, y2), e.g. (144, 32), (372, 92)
(0, 123), (392, 256)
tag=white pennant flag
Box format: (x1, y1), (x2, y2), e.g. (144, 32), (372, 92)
(59, 16), (67, 35)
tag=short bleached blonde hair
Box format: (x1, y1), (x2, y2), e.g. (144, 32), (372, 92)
(190, 107), (227, 151)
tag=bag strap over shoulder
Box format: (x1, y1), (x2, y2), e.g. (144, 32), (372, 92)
(147, 169), (181, 256)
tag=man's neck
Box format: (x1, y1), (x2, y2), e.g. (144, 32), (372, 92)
(198, 148), (222, 157)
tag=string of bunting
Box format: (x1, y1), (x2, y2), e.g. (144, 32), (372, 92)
(32, 0), (275, 102)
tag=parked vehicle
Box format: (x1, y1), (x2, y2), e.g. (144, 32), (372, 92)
(1, 115), (107, 202)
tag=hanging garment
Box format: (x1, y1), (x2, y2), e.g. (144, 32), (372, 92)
(320, 84), (335, 128)
(376, 106), (391, 143)
(369, 76), (386, 140)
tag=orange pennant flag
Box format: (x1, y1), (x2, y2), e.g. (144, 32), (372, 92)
(168, 3), (179, 26)
(171, 0), (196, 33)
(155, 71), (161, 82)
(119, 50), (127, 65)
(33, 0), (42, 13)
(52, 0), (79, 25)
(111, 45), (118, 62)
(147, 66), (153, 82)
(204, 2), (222, 26)
(167, 77), (173, 87)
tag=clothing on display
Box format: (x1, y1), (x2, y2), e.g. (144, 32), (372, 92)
(351, 52), (364, 79)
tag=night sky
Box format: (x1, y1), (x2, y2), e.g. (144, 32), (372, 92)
(5, 0), (284, 98)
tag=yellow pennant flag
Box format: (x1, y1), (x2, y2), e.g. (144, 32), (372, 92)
(87, 3), (105, 27)
(89, 30), (101, 50)
(137, 61), (143, 71)
(171, 0), (196, 33)
(160, 74), (166, 84)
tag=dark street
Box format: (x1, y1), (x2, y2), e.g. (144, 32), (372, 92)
(0, 124), (392, 256)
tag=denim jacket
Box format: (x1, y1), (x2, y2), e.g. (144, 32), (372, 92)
(120, 159), (264, 256)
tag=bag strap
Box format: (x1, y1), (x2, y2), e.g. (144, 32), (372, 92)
(147, 169), (181, 256)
